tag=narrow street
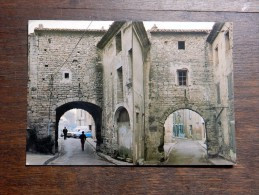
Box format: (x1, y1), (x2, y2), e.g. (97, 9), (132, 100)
(164, 139), (212, 165)
(49, 138), (113, 165)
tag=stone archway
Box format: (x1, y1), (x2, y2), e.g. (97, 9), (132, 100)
(163, 109), (207, 163)
(114, 107), (132, 160)
(55, 101), (102, 152)
(153, 104), (218, 161)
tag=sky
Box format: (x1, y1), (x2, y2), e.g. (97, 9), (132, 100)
(28, 20), (214, 34)
(58, 109), (77, 134)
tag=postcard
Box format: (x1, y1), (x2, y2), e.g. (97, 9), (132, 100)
(26, 21), (236, 165)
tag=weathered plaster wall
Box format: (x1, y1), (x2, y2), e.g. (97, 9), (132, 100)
(100, 22), (148, 163)
(101, 23), (134, 158)
(210, 23), (235, 161)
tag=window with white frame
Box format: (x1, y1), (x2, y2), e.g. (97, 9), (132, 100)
(177, 69), (188, 86)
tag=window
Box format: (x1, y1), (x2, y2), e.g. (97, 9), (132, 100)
(64, 73), (69, 79)
(178, 41), (185, 50)
(225, 31), (230, 51)
(89, 125), (92, 130)
(227, 73), (233, 99)
(216, 83), (221, 104)
(117, 67), (123, 102)
(189, 125), (192, 135)
(116, 32), (122, 54)
(136, 112), (139, 123)
(178, 70), (187, 86)
(214, 46), (219, 65)
(127, 49), (133, 85)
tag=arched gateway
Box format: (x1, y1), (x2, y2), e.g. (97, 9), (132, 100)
(55, 101), (102, 152)
(162, 106), (217, 154)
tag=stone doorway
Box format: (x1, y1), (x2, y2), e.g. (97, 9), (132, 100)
(115, 107), (132, 160)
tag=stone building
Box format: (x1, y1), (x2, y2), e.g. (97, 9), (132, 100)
(28, 27), (106, 151)
(96, 22), (150, 162)
(144, 27), (218, 161)
(164, 109), (206, 142)
(75, 109), (96, 139)
(207, 22), (236, 162)
(27, 21), (235, 164)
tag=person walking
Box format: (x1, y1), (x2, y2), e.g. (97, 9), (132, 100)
(63, 127), (68, 140)
(79, 131), (87, 151)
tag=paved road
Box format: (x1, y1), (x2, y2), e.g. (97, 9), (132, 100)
(49, 138), (113, 165)
(164, 139), (211, 165)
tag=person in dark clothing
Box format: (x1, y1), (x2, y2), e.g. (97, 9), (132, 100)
(63, 127), (68, 140)
(79, 131), (87, 151)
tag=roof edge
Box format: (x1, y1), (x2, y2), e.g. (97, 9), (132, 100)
(132, 22), (150, 49)
(97, 21), (126, 49)
(34, 28), (107, 33)
(149, 29), (210, 33)
(206, 23), (225, 43)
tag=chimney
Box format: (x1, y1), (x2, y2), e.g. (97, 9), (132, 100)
(151, 24), (158, 31)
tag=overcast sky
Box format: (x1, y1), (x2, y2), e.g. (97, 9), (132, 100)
(28, 20), (214, 34)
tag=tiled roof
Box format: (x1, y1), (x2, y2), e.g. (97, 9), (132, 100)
(149, 29), (210, 33)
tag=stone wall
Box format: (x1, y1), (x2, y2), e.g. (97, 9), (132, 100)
(145, 31), (218, 161)
(28, 29), (105, 141)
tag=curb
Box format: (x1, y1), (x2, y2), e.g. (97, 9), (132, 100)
(44, 140), (65, 165)
(86, 138), (132, 166)
(43, 152), (61, 165)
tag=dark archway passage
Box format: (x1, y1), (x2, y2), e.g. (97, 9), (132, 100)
(55, 101), (102, 152)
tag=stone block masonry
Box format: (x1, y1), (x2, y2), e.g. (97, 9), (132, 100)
(145, 31), (218, 161)
(28, 29), (105, 141)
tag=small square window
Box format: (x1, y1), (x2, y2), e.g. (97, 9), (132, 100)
(178, 41), (185, 50)
(178, 70), (187, 86)
(64, 73), (69, 79)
